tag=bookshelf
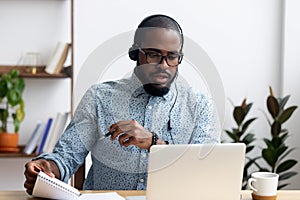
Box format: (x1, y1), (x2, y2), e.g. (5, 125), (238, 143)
(0, 0), (74, 178)
(0, 66), (71, 78)
(0, 146), (37, 158)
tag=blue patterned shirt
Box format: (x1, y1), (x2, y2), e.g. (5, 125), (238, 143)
(36, 74), (220, 190)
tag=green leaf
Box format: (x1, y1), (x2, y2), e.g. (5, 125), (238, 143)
(245, 157), (261, 169)
(7, 89), (22, 106)
(20, 99), (25, 110)
(271, 121), (281, 137)
(278, 183), (289, 190)
(278, 171), (298, 181)
(278, 95), (290, 110)
(244, 103), (253, 116)
(232, 128), (239, 134)
(278, 148), (296, 163)
(244, 160), (254, 170)
(242, 118), (256, 132)
(10, 69), (19, 78)
(1, 73), (9, 81)
(242, 133), (255, 145)
(271, 137), (284, 148)
(275, 146), (288, 159)
(6, 80), (12, 89)
(267, 96), (280, 118)
(258, 167), (270, 172)
(0, 80), (7, 97)
(262, 149), (277, 166)
(15, 78), (25, 92)
(225, 130), (239, 142)
(16, 106), (25, 121)
(246, 146), (254, 153)
(13, 117), (20, 133)
(0, 109), (8, 120)
(236, 130), (243, 138)
(276, 160), (298, 174)
(280, 132), (288, 141)
(278, 106), (297, 124)
(263, 138), (273, 149)
(233, 106), (244, 126)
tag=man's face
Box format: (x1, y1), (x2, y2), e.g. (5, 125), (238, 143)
(134, 28), (181, 96)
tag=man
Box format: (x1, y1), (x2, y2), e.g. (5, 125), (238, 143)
(24, 14), (220, 194)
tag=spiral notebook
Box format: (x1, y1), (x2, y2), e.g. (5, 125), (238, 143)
(32, 171), (124, 200)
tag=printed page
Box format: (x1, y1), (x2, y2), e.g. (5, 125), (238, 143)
(80, 192), (125, 200)
(125, 196), (146, 200)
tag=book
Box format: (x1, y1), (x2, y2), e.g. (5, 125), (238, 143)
(42, 113), (62, 153)
(43, 112), (69, 153)
(23, 121), (43, 155)
(36, 118), (53, 154)
(45, 42), (69, 74)
(33, 171), (125, 200)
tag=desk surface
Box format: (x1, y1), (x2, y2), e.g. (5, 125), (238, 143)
(0, 190), (299, 200)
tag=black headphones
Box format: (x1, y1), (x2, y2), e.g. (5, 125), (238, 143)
(128, 14), (184, 61)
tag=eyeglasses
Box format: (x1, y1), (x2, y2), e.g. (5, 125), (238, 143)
(139, 48), (183, 67)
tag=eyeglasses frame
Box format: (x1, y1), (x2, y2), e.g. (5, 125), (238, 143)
(138, 48), (183, 67)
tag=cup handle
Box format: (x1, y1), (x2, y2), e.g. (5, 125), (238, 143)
(247, 178), (257, 192)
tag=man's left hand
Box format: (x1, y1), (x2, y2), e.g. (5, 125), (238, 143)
(109, 120), (152, 150)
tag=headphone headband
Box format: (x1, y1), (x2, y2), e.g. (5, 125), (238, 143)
(136, 14), (183, 49)
(129, 14), (184, 61)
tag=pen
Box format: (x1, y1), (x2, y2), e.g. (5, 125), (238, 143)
(99, 131), (114, 141)
(104, 131), (114, 137)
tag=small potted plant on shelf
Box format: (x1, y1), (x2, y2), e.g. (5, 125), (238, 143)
(0, 69), (25, 152)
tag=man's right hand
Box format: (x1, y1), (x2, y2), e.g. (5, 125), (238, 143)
(24, 159), (60, 195)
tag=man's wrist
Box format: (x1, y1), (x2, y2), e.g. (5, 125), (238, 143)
(151, 132), (169, 145)
(48, 160), (61, 180)
(151, 132), (159, 145)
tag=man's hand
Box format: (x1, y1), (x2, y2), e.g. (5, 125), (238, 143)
(24, 159), (60, 195)
(109, 120), (153, 150)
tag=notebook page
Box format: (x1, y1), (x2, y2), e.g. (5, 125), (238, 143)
(32, 171), (80, 200)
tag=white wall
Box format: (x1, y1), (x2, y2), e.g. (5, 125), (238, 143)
(0, 0), (72, 144)
(282, 0), (300, 190)
(0, 0), (71, 191)
(0, 158), (28, 190)
(74, 0), (299, 189)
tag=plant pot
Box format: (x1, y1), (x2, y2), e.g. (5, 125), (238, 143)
(0, 133), (19, 152)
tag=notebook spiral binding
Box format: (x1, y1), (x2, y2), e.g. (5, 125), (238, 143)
(38, 172), (80, 199)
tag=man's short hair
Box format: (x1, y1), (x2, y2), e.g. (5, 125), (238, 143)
(133, 14), (184, 50)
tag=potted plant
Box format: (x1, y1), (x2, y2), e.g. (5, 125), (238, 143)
(225, 98), (258, 189)
(0, 69), (25, 152)
(258, 87), (298, 189)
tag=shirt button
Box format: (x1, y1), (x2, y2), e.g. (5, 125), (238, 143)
(148, 106), (152, 110)
(140, 179), (144, 183)
(142, 153), (147, 158)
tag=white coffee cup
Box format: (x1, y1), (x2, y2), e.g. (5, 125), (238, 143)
(248, 172), (279, 196)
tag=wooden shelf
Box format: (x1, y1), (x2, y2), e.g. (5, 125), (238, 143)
(0, 146), (37, 158)
(0, 65), (71, 78)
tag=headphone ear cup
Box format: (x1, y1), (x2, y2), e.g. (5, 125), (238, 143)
(128, 47), (138, 61)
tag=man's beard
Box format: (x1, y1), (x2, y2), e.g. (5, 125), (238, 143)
(143, 83), (170, 96)
(134, 65), (177, 97)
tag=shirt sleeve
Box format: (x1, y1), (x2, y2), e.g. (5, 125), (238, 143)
(34, 86), (99, 183)
(190, 94), (221, 144)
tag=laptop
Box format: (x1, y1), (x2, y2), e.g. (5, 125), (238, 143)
(145, 143), (246, 200)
